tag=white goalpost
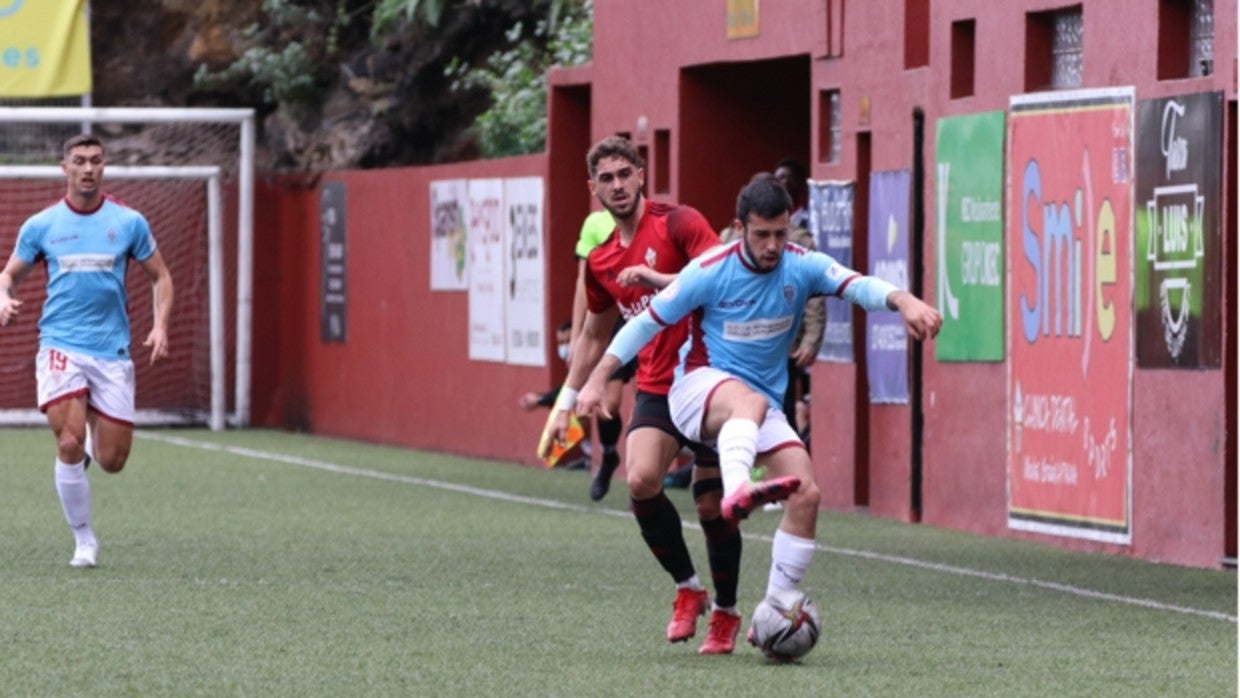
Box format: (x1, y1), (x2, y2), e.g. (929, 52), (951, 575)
(0, 107), (255, 430)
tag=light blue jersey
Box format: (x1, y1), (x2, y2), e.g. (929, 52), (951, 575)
(15, 196), (156, 359)
(609, 239), (897, 409)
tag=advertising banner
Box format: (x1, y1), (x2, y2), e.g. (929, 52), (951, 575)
(503, 177), (546, 367)
(1134, 91), (1223, 368)
(808, 179), (855, 363)
(429, 179), (469, 291)
(866, 170), (910, 404)
(0, 0), (91, 96)
(934, 111), (1006, 361)
(467, 178), (506, 362)
(1007, 88), (1134, 543)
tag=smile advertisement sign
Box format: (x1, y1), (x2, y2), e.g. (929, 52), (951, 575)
(1006, 88), (1134, 543)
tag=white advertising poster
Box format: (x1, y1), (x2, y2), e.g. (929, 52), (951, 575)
(467, 178), (506, 361)
(429, 179), (469, 291)
(503, 177), (546, 367)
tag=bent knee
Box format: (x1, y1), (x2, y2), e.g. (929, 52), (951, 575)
(94, 447), (130, 473)
(694, 496), (722, 520)
(789, 479), (821, 509)
(98, 457), (127, 473)
(626, 467), (664, 499)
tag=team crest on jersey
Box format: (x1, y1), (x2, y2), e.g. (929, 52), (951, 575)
(644, 247), (657, 268)
(783, 284), (794, 303)
(107, 230), (117, 244)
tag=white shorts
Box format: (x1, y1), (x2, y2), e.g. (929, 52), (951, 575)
(36, 346), (136, 425)
(669, 366), (802, 452)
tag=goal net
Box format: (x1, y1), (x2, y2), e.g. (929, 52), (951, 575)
(0, 108), (255, 430)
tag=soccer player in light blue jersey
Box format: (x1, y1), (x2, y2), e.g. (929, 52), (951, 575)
(0, 134), (174, 569)
(577, 173), (940, 627)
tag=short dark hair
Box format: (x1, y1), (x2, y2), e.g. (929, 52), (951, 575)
(62, 133), (104, 159)
(557, 320), (572, 333)
(586, 135), (644, 178)
(774, 157), (806, 181)
(736, 172), (793, 222)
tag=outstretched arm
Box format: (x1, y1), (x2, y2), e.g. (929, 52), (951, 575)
(575, 309), (664, 417)
(885, 290), (942, 341)
(830, 262), (941, 342)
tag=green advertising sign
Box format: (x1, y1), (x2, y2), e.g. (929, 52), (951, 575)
(934, 111), (1006, 361)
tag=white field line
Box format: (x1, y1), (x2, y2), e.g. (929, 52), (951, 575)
(139, 432), (1237, 624)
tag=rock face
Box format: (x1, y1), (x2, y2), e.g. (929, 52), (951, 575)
(86, 1), (550, 172)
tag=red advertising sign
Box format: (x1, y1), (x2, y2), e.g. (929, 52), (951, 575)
(1006, 88), (1133, 543)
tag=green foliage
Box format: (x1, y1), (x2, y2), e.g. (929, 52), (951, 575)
(371, 0), (448, 37)
(451, 0), (595, 157)
(192, 0), (594, 162)
(192, 0), (348, 109)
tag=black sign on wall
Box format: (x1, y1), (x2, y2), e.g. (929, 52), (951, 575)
(320, 181), (347, 343)
(1135, 91), (1223, 368)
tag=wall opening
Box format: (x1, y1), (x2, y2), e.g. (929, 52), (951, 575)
(1026, 6), (1083, 91)
(1159, 0), (1215, 79)
(904, 0), (930, 69)
(654, 129), (671, 195)
(680, 55), (811, 230)
(951, 19), (976, 99)
(854, 130), (872, 507)
(547, 82), (595, 345)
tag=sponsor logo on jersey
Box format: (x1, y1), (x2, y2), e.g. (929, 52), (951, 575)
(722, 315), (794, 341)
(644, 247), (657, 268)
(617, 292), (654, 319)
(58, 253), (114, 272)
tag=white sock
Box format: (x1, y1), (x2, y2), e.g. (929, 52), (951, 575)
(767, 529), (815, 595)
(676, 574), (704, 591)
(580, 438), (594, 458)
(713, 603), (739, 615)
(717, 418), (759, 497)
(55, 459), (95, 546)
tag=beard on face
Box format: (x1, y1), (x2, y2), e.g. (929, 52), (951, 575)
(600, 191), (640, 221)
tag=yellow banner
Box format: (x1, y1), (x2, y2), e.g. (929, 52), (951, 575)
(0, 0), (92, 97)
(726, 0), (759, 39)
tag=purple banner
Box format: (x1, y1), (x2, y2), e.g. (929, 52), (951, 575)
(866, 170), (910, 404)
(808, 180), (855, 362)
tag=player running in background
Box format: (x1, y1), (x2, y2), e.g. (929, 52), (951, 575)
(567, 209), (633, 498)
(0, 133), (175, 569)
(576, 173), (940, 626)
(547, 135), (755, 654)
